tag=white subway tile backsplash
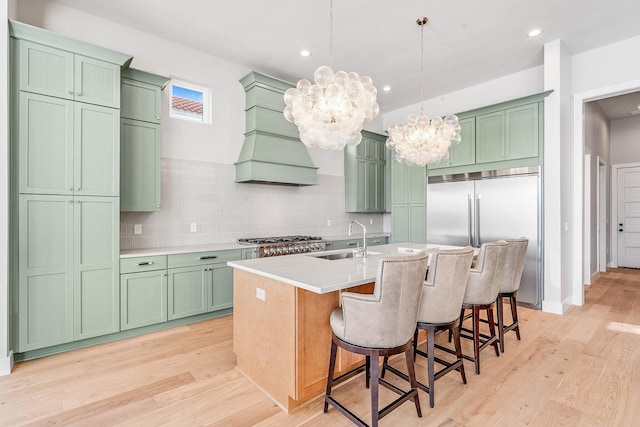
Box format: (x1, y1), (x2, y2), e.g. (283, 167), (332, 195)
(120, 157), (385, 249)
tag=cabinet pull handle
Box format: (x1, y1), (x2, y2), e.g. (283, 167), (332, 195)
(347, 242), (357, 246)
(138, 261), (153, 266)
(199, 255), (217, 260)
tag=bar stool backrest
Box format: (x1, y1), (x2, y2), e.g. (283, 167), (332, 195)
(496, 238), (529, 294)
(462, 241), (507, 305)
(418, 246), (474, 324)
(336, 252), (429, 348)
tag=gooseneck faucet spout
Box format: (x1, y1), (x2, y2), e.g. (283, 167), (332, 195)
(348, 220), (367, 257)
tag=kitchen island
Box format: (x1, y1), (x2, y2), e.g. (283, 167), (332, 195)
(227, 243), (444, 411)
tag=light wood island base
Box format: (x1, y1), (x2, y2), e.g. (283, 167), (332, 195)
(232, 269), (374, 411)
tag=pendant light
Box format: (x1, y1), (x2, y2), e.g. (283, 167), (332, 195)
(283, 0), (379, 150)
(386, 17), (461, 166)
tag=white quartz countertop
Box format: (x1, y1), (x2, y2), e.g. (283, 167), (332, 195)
(120, 242), (256, 258)
(227, 242), (462, 294)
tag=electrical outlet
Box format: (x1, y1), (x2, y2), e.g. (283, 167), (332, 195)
(256, 287), (266, 301)
(190, 223), (197, 233)
(134, 224), (142, 235)
(369, 218), (373, 225)
(327, 219), (331, 227)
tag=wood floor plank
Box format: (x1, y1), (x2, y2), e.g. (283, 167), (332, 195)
(0, 268), (639, 425)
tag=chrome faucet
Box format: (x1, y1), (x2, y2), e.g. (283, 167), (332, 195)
(348, 220), (367, 257)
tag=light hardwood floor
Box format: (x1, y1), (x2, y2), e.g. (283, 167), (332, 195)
(1, 268), (639, 426)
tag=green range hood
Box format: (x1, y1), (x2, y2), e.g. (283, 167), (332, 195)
(235, 72), (318, 186)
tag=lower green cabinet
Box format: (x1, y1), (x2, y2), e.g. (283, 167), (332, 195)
(120, 270), (167, 331)
(168, 266), (208, 320)
(210, 264), (233, 311)
(17, 194), (119, 351)
(120, 270), (168, 330)
(167, 260), (235, 320)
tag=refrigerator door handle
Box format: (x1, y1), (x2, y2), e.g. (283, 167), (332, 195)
(475, 194), (481, 247)
(467, 194), (473, 246)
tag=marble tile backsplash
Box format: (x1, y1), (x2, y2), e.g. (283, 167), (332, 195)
(120, 158), (385, 249)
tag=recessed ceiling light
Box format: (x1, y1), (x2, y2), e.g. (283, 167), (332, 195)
(528, 28), (542, 38)
(382, 85), (391, 92)
(300, 49), (311, 57)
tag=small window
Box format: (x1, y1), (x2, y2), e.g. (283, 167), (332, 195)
(170, 79), (211, 124)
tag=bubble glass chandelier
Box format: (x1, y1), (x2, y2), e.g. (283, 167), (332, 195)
(386, 17), (461, 166)
(283, 0), (379, 150)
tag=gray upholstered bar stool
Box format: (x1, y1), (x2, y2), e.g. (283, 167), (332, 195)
(496, 237), (529, 353)
(324, 252), (428, 427)
(459, 241), (507, 375)
(383, 246), (474, 408)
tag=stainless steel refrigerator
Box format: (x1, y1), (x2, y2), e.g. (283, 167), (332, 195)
(426, 167), (542, 308)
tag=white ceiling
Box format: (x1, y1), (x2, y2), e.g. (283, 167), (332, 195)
(52, 0), (640, 113)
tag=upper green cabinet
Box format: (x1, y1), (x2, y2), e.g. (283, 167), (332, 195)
(429, 117), (476, 170)
(121, 68), (167, 123)
(345, 131), (387, 213)
(120, 69), (169, 212)
(427, 91), (550, 176)
(17, 39), (122, 109)
(476, 103), (539, 164)
(18, 92), (119, 196)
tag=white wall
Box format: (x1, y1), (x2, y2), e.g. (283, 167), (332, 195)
(573, 35), (640, 95)
(583, 102), (610, 279)
(610, 116), (640, 165)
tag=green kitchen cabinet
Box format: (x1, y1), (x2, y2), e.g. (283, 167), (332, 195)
(17, 39), (122, 108)
(167, 249), (241, 318)
(120, 255), (168, 330)
(391, 160), (426, 205)
(18, 92), (120, 196)
(345, 131), (387, 213)
(121, 69), (167, 123)
(120, 270), (168, 330)
(120, 69), (169, 212)
(168, 266), (208, 320)
(17, 195), (74, 351)
(73, 196), (120, 339)
(17, 194), (119, 350)
(475, 103), (539, 164)
(367, 236), (389, 246)
(209, 264), (234, 312)
(390, 159), (426, 243)
(429, 117), (476, 170)
(120, 119), (161, 211)
(391, 204), (426, 244)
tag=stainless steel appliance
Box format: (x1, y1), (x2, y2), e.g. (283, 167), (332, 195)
(238, 235), (326, 257)
(426, 167), (542, 308)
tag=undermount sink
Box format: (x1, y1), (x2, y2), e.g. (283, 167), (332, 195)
(310, 251), (381, 260)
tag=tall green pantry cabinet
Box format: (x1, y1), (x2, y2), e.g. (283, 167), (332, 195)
(10, 21), (133, 352)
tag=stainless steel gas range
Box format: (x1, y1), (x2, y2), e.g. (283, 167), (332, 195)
(237, 235), (326, 257)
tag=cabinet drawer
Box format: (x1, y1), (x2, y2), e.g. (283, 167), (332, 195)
(120, 255), (167, 273)
(168, 249), (242, 268)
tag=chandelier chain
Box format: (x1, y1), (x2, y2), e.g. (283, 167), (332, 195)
(329, 0), (333, 69)
(419, 17), (425, 114)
